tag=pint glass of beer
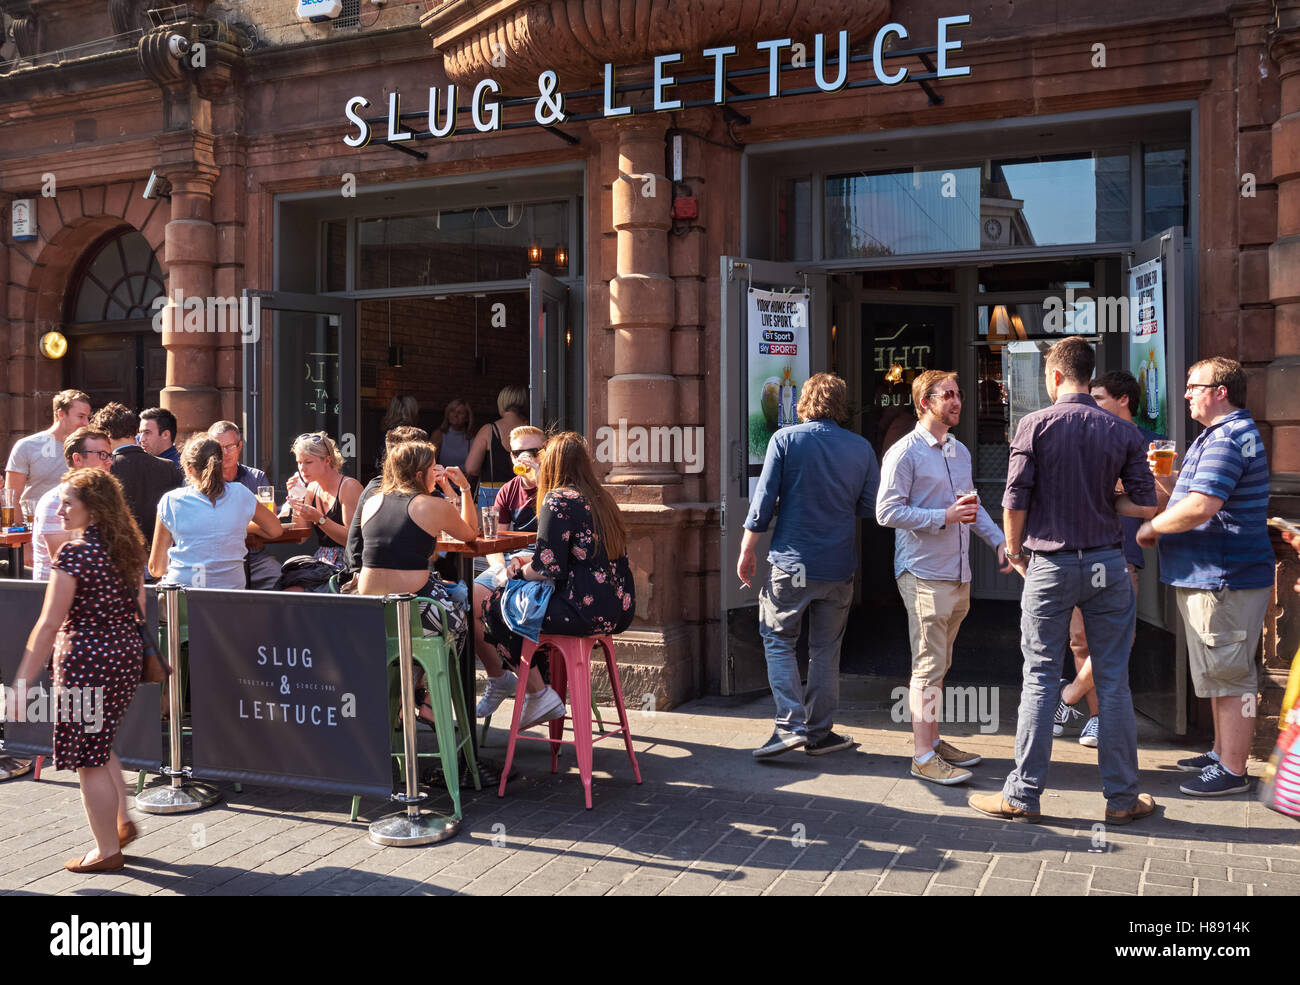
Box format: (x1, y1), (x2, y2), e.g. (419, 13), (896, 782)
(1150, 440), (1177, 476)
(0, 488), (15, 528)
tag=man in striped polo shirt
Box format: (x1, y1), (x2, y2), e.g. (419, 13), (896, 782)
(1137, 357), (1273, 796)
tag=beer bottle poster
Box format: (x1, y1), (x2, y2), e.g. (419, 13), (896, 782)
(1128, 257), (1168, 437)
(747, 287), (810, 467)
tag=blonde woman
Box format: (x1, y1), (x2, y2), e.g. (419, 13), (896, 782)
(465, 384), (528, 509)
(432, 398), (473, 472)
(281, 432), (362, 590)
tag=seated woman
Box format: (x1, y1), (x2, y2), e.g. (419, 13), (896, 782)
(358, 441), (477, 718)
(279, 431), (362, 591)
(479, 431), (635, 730)
(149, 437), (282, 587)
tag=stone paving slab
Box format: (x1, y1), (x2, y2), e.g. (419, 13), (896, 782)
(0, 687), (1296, 896)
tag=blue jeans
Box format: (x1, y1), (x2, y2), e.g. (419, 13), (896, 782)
(758, 565), (854, 743)
(1003, 547), (1139, 812)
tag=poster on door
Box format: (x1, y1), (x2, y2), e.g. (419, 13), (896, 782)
(1128, 257), (1168, 437)
(747, 288), (810, 488)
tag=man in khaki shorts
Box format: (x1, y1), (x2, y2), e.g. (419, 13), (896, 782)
(877, 369), (1011, 784)
(1137, 357), (1273, 796)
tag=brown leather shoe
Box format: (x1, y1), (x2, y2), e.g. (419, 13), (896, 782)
(65, 852), (125, 874)
(1105, 793), (1157, 826)
(118, 820), (138, 848)
(968, 791), (1042, 823)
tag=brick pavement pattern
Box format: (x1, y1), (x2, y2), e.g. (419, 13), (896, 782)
(1, 688), (1296, 896)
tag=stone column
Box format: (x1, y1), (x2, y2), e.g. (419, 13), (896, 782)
(606, 116), (679, 486)
(158, 150), (222, 437)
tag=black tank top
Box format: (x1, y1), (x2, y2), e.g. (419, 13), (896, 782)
(361, 492), (436, 570)
(483, 422), (514, 484)
(314, 475), (347, 551)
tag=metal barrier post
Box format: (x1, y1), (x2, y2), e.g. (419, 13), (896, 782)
(369, 594), (458, 846)
(136, 584), (220, 814)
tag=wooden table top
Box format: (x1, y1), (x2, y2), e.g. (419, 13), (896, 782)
(0, 530), (33, 546)
(247, 522), (314, 548)
(436, 530), (535, 556)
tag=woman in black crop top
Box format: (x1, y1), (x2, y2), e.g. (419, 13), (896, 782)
(465, 384), (529, 509)
(358, 440), (477, 669)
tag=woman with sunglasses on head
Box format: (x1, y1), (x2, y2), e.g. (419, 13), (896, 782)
(280, 432), (362, 591)
(479, 431), (636, 729)
(15, 469), (150, 873)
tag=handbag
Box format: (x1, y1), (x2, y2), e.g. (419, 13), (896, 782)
(122, 581), (170, 683)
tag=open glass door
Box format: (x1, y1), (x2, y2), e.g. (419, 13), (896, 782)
(720, 257), (828, 695)
(241, 289), (357, 489)
(529, 269), (583, 433)
(1125, 226), (1188, 734)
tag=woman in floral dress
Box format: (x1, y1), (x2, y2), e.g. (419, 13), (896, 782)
(15, 468), (149, 874)
(480, 431), (635, 728)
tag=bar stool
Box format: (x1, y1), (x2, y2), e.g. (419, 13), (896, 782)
(497, 634), (641, 809)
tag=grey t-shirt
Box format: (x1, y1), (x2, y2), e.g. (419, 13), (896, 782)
(5, 431), (65, 503)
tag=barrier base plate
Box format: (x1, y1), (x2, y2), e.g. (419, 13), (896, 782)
(369, 811), (459, 846)
(0, 756), (33, 781)
(135, 780), (221, 814)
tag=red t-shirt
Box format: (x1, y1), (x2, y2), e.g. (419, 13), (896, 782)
(493, 476), (537, 532)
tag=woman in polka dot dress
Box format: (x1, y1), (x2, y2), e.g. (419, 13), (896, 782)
(15, 468), (149, 874)
(480, 432), (635, 728)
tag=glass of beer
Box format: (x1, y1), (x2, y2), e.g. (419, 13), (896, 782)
(957, 487), (979, 523)
(20, 497), (36, 528)
(1150, 440), (1177, 476)
(257, 485), (275, 511)
(0, 488), (15, 529)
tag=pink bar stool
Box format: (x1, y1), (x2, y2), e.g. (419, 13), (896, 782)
(498, 634), (642, 809)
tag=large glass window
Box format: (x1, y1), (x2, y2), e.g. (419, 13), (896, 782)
(357, 201), (571, 289)
(824, 151), (1132, 259)
(1144, 144), (1189, 237)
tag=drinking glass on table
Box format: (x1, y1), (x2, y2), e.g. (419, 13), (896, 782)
(956, 487), (979, 523)
(481, 507), (499, 539)
(256, 485), (276, 511)
(0, 488), (15, 528)
(20, 497), (36, 528)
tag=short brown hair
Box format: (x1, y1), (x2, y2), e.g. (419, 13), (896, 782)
(1091, 371), (1141, 415)
(53, 389), (90, 418)
(385, 425), (428, 452)
(1189, 356), (1247, 408)
(911, 370), (958, 419)
(91, 401), (139, 441)
(63, 426), (110, 466)
(796, 373), (848, 424)
(1045, 336), (1095, 384)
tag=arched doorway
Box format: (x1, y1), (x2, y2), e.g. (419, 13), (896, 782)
(63, 228), (167, 412)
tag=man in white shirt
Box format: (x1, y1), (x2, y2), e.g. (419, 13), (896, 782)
(5, 389), (91, 503)
(31, 427), (113, 581)
(876, 369), (1010, 785)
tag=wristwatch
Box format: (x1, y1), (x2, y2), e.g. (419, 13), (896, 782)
(1005, 548), (1025, 560)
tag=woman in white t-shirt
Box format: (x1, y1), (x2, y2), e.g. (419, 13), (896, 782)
(148, 437), (282, 588)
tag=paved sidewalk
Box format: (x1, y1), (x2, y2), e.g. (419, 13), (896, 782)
(1, 679), (1296, 896)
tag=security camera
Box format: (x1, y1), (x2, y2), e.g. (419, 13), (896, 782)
(167, 34), (190, 58)
(142, 170), (172, 201)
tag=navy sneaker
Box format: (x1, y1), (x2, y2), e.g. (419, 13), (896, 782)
(805, 731), (858, 756)
(1175, 751), (1219, 773)
(753, 729), (807, 759)
(1179, 762), (1251, 797)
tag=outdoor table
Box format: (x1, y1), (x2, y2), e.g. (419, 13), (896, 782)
(1, 530), (32, 580)
(436, 530), (536, 784)
(247, 521), (314, 548)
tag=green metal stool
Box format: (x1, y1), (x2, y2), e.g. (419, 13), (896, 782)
(349, 596), (480, 822)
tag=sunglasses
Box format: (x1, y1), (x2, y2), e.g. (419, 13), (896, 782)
(927, 389), (964, 403)
(510, 447), (544, 459)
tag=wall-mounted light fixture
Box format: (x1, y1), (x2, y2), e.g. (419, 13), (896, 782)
(554, 246), (568, 269)
(40, 331), (68, 360)
(528, 244), (542, 267)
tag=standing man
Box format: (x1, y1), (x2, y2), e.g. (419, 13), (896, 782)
(209, 420), (281, 590)
(92, 402), (181, 548)
(31, 426), (113, 581)
(1053, 370), (1163, 747)
(877, 369), (1011, 785)
(737, 373), (880, 759)
(970, 337), (1158, 824)
(138, 407), (182, 469)
(5, 389), (91, 502)
(1136, 357), (1273, 796)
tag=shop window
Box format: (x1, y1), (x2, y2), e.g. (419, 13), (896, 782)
(825, 167), (982, 258)
(324, 219), (347, 292)
(977, 259), (1095, 294)
(356, 201), (572, 289)
(1144, 144), (1188, 238)
(776, 177), (811, 261)
(69, 229), (165, 322)
(989, 152), (1131, 246)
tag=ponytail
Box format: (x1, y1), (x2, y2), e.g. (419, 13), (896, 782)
(183, 436), (227, 505)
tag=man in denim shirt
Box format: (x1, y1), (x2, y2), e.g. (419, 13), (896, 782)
(877, 369), (1010, 785)
(737, 374), (879, 758)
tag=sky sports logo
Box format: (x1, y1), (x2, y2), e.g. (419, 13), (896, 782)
(49, 917), (151, 965)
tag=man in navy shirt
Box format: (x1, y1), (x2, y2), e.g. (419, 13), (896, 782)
(738, 373), (879, 759)
(1137, 357), (1273, 797)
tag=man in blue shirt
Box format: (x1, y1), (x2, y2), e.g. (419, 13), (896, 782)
(737, 373), (879, 758)
(1137, 357), (1273, 797)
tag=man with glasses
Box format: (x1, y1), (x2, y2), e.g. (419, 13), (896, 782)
(474, 425), (547, 718)
(971, 336), (1158, 825)
(30, 427), (113, 582)
(878, 370), (1011, 785)
(208, 421), (279, 590)
(1137, 357), (1273, 797)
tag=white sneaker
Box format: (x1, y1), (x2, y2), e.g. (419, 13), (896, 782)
(1079, 716), (1100, 748)
(518, 686), (566, 730)
(477, 671), (518, 718)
